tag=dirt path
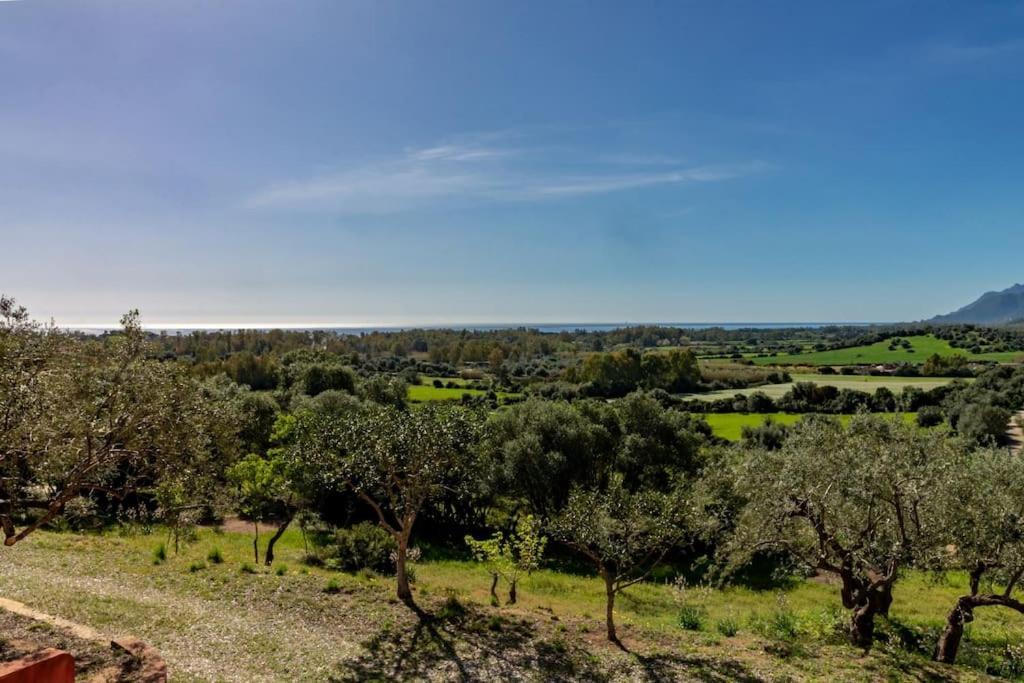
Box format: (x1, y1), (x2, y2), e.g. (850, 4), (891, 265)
(1009, 410), (1024, 454)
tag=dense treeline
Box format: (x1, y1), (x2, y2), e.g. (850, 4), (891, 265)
(5, 297), (1024, 672)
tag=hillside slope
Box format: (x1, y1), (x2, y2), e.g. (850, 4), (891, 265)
(932, 283), (1024, 324)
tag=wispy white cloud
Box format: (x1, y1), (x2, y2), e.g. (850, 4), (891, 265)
(409, 144), (514, 162)
(247, 139), (769, 213)
(530, 163), (768, 197)
(925, 39), (1024, 65)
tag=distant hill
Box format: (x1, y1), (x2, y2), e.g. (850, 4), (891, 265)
(931, 283), (1024, 324)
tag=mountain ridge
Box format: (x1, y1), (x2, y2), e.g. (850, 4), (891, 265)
(931, 283), (1024, 324)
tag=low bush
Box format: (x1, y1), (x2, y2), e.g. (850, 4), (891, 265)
(317, 522), (397, 574)
(677, 605), (705, 631)
(152, 543), (167, 565)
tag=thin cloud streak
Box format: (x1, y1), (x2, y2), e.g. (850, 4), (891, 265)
(247, 142), (769, 212)
(925, 39), (1024, 65)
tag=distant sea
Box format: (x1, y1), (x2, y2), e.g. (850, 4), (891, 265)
(74, 321), (885, 334)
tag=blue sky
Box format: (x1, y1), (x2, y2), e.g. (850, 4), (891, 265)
(3, 1), (1024, 326)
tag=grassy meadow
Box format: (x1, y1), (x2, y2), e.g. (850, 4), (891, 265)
(407, 378), (521, 403)
(686, 375), (961, 403)
(749, 335), (1023, 366)
(1, 526), (1020, 681)
(701, 412), (918, 441)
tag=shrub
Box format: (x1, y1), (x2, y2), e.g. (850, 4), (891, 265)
(152, 543), (167, 565)
(957, 403), (1012, 445)
(916, 405), (944, 428)
(240, 562), (256, 574)
(188, 560), (206, 573)
(672, 577), (711, 632)
(207, 547), (224, 564)
(677, 605), (705, 631)
(437, 592), (467, 621)
(715, 616), (740, 637)
(275, 564), (287, 576)
(762, 595), (801, 642)
(324, 577), (343, 594)
(319, 522), (397, 574)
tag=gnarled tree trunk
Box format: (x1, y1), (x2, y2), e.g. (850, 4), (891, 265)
(264, 509), (295, 566)
(252, 521), (260, 564)
(935, 597), (973, 663)
(489, 572), (499, 602)
(508, 579), (517, 605)
(935, 594), (1024, 664)
(844, 574), (894, 652)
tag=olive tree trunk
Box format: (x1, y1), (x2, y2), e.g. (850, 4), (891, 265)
(602, 569), (618, 642)
(395, 530), (413, 603)
(935, 594), (1024, 664)
(264, 510), (295, 566)
(849, 585), (892, 651)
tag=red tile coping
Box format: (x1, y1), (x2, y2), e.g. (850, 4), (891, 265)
(0, 648), (75, 683)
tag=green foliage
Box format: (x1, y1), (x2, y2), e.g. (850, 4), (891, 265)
(299, 362), (357, 397)
(292, 401), (482, 599)
(152, 543), (167, 565)
(465, 515), (547, 600)
(359, 375), (408, 408)
(227, 453), (291, 523)
(740, 417), (789, 450)
(207, 547), (224, 564)
(915, 404), (944, 427)
(730, 415), (960, 650)
(676, 606), (705, 631)
(715, 615), (740, 637)
(567, 348), (700, 397)
(955, 403), (1012, 445)
(319, 522), (397, 574)
(672, 578), (711, 632)
(481, 398), (613, 514)
(0, 301), (230, 548)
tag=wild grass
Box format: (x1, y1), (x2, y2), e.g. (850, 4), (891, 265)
(701, 412), (917, 441)
(750, 334), (1022, 366)
(1, 526), (1020, 681)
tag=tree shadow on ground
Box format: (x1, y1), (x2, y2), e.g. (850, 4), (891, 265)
(612, 638), (765, 683)
(330, 597), (608, 682)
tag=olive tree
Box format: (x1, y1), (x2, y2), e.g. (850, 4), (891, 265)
(291, 402), (482, 603)
(228, 453), (291, 564)
(465, 514), (546, 605)
(0, 300), (215, 547)
(729, 415), (957, 651)
(931, 447), (1024, 664)
(550, 475), (687, 642)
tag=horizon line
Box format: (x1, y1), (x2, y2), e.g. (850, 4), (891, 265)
(62, 319), (892, 331)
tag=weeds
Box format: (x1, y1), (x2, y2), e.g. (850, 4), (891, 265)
(152, 543), (167, 565)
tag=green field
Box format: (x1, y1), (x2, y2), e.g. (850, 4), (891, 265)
(408, 384), (487, 401)
(408, 384), (521, 402)
(1, 527), (1018, 681)
(686, 374), (962, 403)
(702, 412), (917, 440)
(749, 334), (1023, 366)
